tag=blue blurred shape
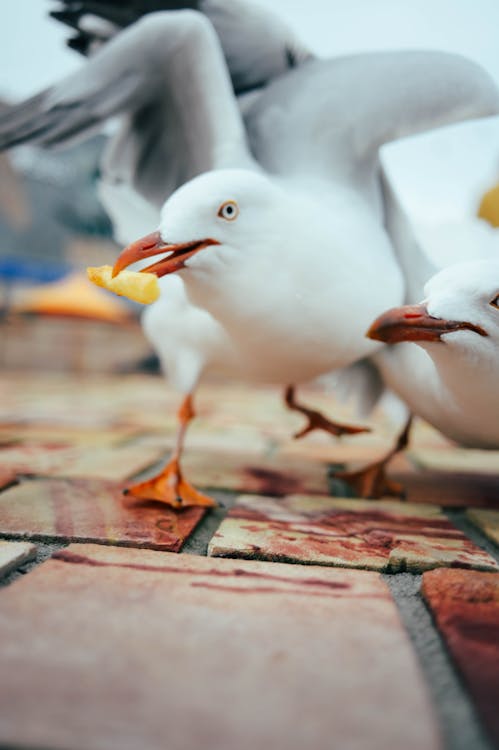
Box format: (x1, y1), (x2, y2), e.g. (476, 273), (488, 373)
(0, 255), (70, 285)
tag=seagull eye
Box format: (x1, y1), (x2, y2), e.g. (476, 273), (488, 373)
(218, 200), (239, 221)
(490, 295), (499, 309)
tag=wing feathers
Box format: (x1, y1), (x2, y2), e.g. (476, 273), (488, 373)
(0, 11), (251, 206)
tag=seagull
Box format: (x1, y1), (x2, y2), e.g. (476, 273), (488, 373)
(329, 180), (499, 498)
(1, 6), (499, 507)
(367, 259), (499, 450)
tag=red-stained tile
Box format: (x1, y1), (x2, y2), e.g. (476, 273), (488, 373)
(0, 544), (441, 750)
(392, 470), (499, 509)
(0, 478), (205, 551)
(209, 495), (497, 573)
(422, 569), (499, 748)
(0, 468), (18, 491)
(0, 540), (36, 577)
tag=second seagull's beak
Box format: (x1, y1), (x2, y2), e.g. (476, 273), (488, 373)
(367, 303), (488, 343)
(113, 231), (220, 278)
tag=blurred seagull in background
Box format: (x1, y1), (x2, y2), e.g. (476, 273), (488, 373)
(1, 2), (499, 507)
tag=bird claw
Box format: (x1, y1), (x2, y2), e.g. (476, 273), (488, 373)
(294, 411), (370, 440)
(124, 458), (217, 509)
(333, 462), (404, 499)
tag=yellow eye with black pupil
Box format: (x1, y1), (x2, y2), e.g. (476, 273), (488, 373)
(218, 200), (239, 221)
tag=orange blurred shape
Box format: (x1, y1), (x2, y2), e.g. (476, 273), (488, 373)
(477, 183), (499, 228)
(13, 272), (131, 323)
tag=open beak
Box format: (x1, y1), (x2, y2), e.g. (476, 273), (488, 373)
(112, 230), (220, 278)
(367, 303), (487, 343)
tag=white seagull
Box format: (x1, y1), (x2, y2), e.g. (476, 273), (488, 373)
(367, 259), (499, 450)
(2, 5), (499, 507)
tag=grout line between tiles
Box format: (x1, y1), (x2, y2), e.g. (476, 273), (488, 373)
(445, 509), (499, 563)
(384, 573), (494, 750)
(181, 489), (237, 556)
(0, 537), (69, 588)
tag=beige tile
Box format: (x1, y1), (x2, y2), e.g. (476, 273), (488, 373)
(0, 439), (165, 481)
(410, 448), (499, 475)
(0, 543), (441, 750)
(0, 424), (143, 447)
(466, 508), (499, 546)
(0, 540), (36, 577)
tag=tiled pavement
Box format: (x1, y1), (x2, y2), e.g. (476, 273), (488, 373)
(0, 372), (498, 750)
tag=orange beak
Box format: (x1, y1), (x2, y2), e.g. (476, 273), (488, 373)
(113, 231), (220, 278)
(367, 303), (487, 343)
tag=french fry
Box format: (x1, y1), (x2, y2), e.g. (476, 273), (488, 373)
(87, 265), (160, 305)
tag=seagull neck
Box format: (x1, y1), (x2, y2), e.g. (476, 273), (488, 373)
(376, 341), (499, 447)
(375, 344), (443, 420)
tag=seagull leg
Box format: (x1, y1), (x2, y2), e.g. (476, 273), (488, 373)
(284, 385), (370, 439)
(333, 416), (413, 499)
(124, 394), (217, 509)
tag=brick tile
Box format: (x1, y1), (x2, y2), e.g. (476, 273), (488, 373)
(0, 424), (142, 447)
(0, 439), (165, 481)
(208, 495), (498, 573)
(0, 478), (204, 551)
(410, 447), (499, 475)
(392, 470), (499, 509)
(0, 543), (440, 750)
(276, 434), (393, 464)
(410, 420), (455, 449)
(183, 449), (329, 495)
(466, 508), (499, 546)
(0, 468), (18, 490)
(0, 540), (36, 577)
(138, 423), (270, 457)
(0, 373), (176, 430)
(422, 569), (499, 748)
(195, 382), (383, 440)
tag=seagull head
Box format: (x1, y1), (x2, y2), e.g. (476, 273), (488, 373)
(367, 260), (499, 357)
(113, 169), (290, 281)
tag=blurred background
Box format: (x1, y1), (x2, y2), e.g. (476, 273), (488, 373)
(1, 0), (499, 373)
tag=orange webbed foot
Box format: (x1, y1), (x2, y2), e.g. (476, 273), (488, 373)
(125, 458), (217, 509)
(284, 385), (370, 440)
(294, 410), (371, 440)
(333, 461), (405, 500)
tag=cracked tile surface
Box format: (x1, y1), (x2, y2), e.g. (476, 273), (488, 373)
(209, 494), (498, 572)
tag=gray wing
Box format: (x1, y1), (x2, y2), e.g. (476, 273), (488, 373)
(246, 50), (499, 205)
(380, 170), (438, 304)
(51, 0), (312, 94)
(0, 10), (253, 209)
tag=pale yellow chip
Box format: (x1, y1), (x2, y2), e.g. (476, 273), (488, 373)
(87, 265), (160, 305)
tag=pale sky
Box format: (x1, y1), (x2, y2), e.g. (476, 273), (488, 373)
(1, 0), (499, 223)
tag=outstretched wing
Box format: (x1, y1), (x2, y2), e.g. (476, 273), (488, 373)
(0, 11), (253, 210)
(50, 0), (312, 94)
(380, 170), (438, 304)
(246, 50), (499, 204)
